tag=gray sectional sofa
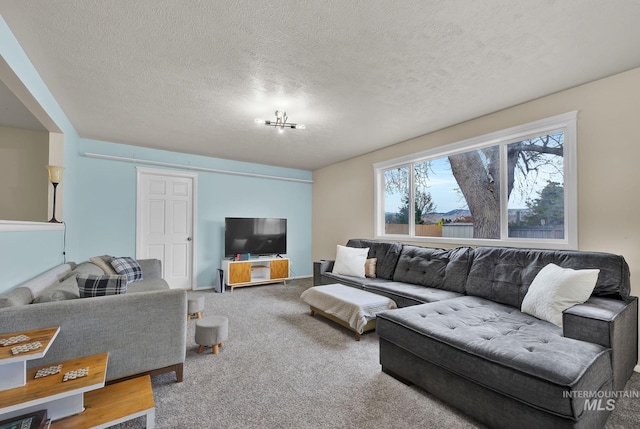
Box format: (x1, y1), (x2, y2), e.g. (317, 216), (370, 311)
(0, 259), (187, 383)
(314, 239), (638, 429)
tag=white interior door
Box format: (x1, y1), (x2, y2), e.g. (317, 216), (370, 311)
(136, 168), (197, 289)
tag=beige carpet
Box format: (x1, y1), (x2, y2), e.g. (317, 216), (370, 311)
(112, 278), (640, 429)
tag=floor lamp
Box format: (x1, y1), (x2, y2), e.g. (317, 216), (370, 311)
(47, 165), (64, 223)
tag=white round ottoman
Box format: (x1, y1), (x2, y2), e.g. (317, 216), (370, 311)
(195, 316), (228, 355)
(187, 294), (205, 321)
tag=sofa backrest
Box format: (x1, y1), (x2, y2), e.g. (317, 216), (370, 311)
(346, 239), (402, 280)
(0, 289), (187, 382)
(466, 247), (631, 308)
(392, 245), (472, 294)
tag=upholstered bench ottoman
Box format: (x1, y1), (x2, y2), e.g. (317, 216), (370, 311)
(187, 294), (205, 321)
(300, 284), (397, 340)
(195, 316), (228, 354)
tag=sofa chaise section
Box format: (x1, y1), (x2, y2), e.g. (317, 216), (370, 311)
(376, 245), (637, 429)
(465, 246), (636, 392)
(377, 296), (613, 427)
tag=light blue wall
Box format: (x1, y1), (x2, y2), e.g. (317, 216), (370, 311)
(0, 230), (68, 291)
(76, 139), (313, 288)
(0, 14), (313, 292)
(0, 15), (80, 292)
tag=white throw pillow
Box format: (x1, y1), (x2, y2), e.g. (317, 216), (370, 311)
(521, 263), (599, 327)
(332, 245), (370, 278)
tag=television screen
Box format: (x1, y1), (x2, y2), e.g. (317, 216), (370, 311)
(225, 217), (287, 257)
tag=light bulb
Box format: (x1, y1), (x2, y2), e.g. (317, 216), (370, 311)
(278, 127), (285, 133)
(254, 118), (265, 124)
(296, 124), (306, 130)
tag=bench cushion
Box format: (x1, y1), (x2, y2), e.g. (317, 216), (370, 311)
(376, 296), (612, 419)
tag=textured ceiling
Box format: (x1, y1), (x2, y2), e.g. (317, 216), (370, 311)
(1, 1), (640, 170)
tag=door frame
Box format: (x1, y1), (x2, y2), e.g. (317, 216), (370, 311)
(136, 167), (198, 290)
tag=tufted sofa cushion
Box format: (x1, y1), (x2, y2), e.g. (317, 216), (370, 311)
(346, 239), (403, 280)
(376, 296), (612, 419)
(391, 246), (472, 293)
(466, 247), (631, 308)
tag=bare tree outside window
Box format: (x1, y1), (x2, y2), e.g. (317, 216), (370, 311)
(380, 131), (565, 241)
(383, 166), (410, 234)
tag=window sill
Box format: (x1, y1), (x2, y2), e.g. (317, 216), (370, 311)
(0, 220), (65, 232)
(374, 233), (576, 251)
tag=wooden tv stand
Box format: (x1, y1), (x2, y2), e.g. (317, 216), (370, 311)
(222, 257), (289, 291)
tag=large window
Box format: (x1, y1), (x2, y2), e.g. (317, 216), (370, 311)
(374, 112), (577, 249)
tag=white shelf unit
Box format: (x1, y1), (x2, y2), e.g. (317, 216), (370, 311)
(0, 327), (108, 423)
(0, 327), (60, 392)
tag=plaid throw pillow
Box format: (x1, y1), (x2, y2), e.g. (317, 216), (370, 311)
(77, 274), (127, 298)
(110, 257), (144, 284)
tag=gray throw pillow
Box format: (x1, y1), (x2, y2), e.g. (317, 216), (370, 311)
(33, 273), (81, 303)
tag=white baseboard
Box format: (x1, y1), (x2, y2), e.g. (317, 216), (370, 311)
(190, 275), (311, 291)
(634, 365), (640, 373)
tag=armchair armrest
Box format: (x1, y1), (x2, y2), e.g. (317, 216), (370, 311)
(563, 296), (638, 391)
(137, 258), (163, 280)
(313, 260), (335, 285)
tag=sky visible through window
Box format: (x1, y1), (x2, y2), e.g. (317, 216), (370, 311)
(378, 115), (574, 246)
(385, 155), (562, 215)
(384, 158), (461, 215)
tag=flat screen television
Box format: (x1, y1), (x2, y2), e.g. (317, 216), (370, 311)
(225, 217), (287, 257)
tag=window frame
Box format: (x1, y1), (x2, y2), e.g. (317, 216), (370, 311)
(373, 111), (578, 250)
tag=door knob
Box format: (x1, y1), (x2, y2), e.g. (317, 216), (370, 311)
(187, 237), (192, 241)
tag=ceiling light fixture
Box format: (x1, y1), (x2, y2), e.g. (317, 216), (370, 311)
(255, 110), (306, 133)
